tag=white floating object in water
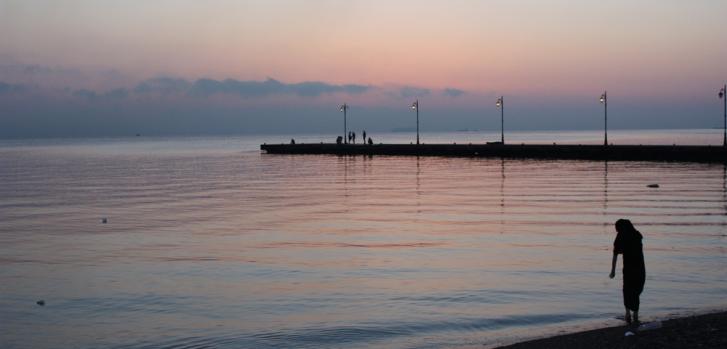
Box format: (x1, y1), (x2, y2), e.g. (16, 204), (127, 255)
(624, 331), (635, 337)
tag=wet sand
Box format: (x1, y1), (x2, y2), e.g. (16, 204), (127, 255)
(496, 311), (727, 349)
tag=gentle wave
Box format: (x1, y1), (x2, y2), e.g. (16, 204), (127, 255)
(1, 134), (726, 349)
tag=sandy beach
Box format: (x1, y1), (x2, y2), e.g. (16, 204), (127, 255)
(496, 310), (727, 349)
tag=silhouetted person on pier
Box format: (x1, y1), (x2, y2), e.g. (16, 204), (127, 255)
(290, 138), (295, 144)
(348, 132), (352, 144)
(368, 137), (373, 145)
(363, 130), (367, 142)
(609, 218), (646, 324)
(352, 131), (356, 144)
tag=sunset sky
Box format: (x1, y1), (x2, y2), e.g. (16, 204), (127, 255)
(1, 0), (727, 137)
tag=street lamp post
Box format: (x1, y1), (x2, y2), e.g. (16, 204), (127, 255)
(496, 96), (504, 144)
(411, 100), (419, 145)
(340, 103), (348, 144)
(600, 91), (608, 146)
(720, 85), (726, 147)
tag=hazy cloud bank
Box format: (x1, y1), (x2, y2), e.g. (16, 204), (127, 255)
(0, 65), (473, 138)
(0, 64), (466, 101)
(1, 64), (721, 139)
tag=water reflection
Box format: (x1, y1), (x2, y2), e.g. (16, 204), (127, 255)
(416, 156), (421, 213)
(723, 164), (727, 241)
(2, 141), (727, 349)
(364, 154), (373, 175)
(500, 158), (506, 234)
(340, 155), (351, 201)
(603, 161), (609, 234)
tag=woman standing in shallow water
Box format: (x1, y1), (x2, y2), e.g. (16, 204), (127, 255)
(609, 219), (646, 324)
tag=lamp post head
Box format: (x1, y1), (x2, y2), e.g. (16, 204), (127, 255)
(340, 103), (347, 112)
(720, 88), (725, 99)
(411, 100), (418, 110)
(600, 92), (607, 104)
(496, 96), (502, 108)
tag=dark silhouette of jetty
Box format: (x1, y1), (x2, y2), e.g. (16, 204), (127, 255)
(260, 143), (726, 163)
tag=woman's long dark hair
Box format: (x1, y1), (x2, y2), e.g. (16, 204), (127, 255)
(616, 219), (642, 238)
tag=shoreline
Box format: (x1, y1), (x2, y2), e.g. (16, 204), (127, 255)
(493, 309), (727, 349)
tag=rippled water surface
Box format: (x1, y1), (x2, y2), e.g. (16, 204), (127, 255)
(1, 131), (726, 349)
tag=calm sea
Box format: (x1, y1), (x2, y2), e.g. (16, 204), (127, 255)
(1, 129), (726, 349)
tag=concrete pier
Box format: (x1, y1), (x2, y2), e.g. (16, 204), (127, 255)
(260, 143), (727, 163)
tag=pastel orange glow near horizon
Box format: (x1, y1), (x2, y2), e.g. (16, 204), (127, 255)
(1, 0), (726, 97)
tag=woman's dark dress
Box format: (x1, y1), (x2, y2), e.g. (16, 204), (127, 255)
(613, 228), (646, 311)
